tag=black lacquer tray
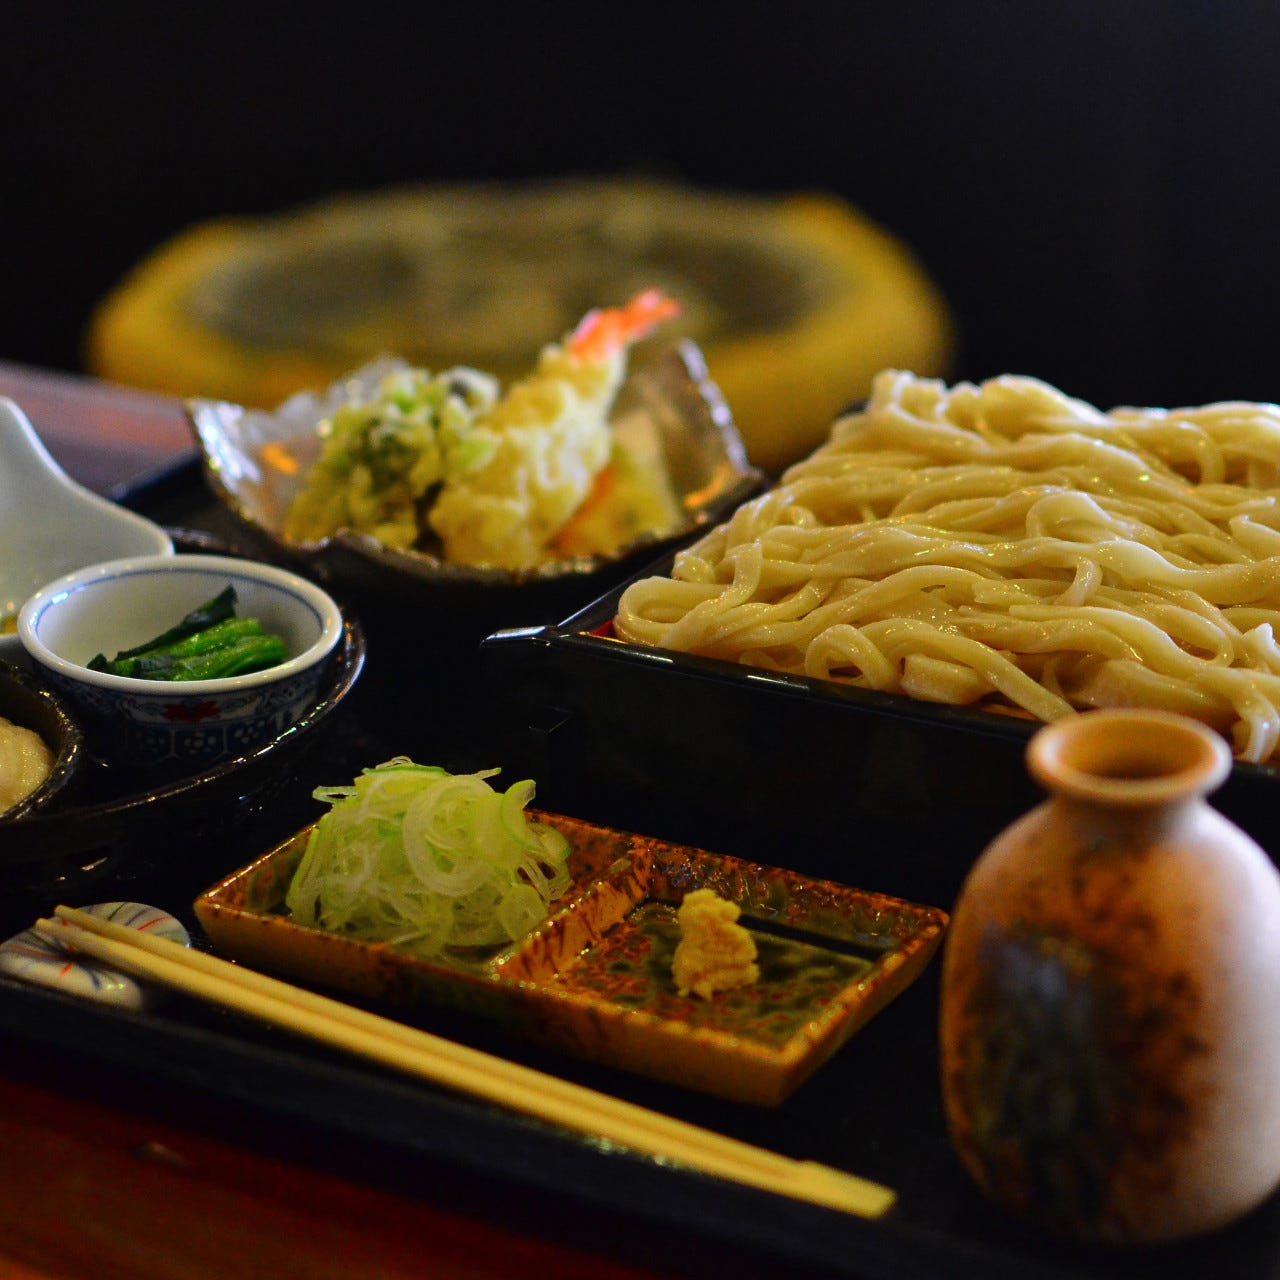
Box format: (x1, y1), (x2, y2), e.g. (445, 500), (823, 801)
(4, 458), (1280, 1280)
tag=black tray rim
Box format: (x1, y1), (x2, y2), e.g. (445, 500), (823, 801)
(483, 548), (1280, 793)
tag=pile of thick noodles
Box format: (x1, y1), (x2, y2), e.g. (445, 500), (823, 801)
(614, 370), (1280, 762)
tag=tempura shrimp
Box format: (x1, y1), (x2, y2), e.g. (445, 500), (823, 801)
(428, 289), (680, 569)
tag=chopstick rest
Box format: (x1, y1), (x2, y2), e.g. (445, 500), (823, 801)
(36, 904), (896, 1221)
(1, 901), (189, 1010)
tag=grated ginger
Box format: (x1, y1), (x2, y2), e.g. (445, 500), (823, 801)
(672, 888), (759, 1000)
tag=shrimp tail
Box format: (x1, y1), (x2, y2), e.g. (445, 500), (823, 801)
(566, 288), (681, 364)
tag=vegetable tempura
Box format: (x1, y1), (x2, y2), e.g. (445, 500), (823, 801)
(283, 290), (681, 569)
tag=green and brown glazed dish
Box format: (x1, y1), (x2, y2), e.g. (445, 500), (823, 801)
(195, 810), (947, 1106)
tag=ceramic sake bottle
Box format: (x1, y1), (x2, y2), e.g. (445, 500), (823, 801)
(939, 708), (1280, 1244)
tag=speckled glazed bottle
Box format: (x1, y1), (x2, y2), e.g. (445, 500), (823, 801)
(939, 708), (1280, 1244)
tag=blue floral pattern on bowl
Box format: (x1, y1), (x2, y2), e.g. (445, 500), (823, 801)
(41, 662), (325, 769)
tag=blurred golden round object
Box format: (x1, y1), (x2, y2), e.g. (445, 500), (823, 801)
(86, 178), (953, 473)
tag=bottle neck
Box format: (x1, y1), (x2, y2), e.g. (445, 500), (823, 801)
(1047, 789), (1200, 842)
(1028, 711), (1231, 813)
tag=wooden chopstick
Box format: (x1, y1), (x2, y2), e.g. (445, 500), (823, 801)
(38, 905), (896, 1220)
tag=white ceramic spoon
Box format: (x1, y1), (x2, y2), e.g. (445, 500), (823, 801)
(0, 396), (173, 659)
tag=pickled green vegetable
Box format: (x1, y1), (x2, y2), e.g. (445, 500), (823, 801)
(88, 586), (288, 681)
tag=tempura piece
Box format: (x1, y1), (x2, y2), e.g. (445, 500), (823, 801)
(283, 366), (500, 548)
(550, 429), (684, 559)
(429, 289), (680, 568)
(671, 887), (760, 1000)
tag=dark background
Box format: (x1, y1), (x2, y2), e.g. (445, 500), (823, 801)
(5, 1), (1280, 415)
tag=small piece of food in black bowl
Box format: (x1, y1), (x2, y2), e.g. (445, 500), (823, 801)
(0, 661), (83, 821)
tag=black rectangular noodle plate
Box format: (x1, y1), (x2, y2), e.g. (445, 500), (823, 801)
(481, 553), (1280, 910)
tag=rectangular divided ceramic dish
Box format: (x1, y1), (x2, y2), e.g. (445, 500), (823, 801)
(194, 810), (947, 1107)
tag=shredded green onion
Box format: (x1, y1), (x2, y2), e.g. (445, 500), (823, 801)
(284, 757), (571, 956)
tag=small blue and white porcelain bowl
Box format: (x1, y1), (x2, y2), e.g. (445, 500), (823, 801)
(18, 554), (344, 773)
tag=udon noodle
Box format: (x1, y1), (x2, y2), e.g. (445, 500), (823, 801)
(614, 370), (1280, 762)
